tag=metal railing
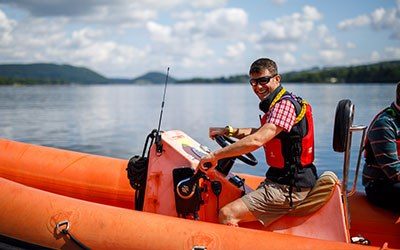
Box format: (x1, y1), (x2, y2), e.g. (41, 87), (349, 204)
(342, 124), (367, 196)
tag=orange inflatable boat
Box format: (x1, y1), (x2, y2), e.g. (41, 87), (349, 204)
(0, 100), (399, 250)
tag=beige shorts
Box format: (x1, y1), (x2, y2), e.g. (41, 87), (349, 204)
(241, 179), (311, 226)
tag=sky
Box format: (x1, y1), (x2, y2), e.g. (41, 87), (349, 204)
(0, 0), (399, 79)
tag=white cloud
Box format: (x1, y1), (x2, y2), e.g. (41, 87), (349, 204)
(0, 9), (16, 45)
(261, 43), (298, 52)
(337, 15), (370, 30)
(71, 28), (104, 47)
(202, 8), (248, 38)
(226, 42), (246, 58)
(146, 21), (172, 42)
(282, 52), (296, 65)
(301, 54), (316, 63)
(181, 44), (214, 68)
(191, 0), (227, 8)
(370, 51), (381, 61)
(0, 1), (397, 79)
(316, 25), (339, 49)
(74, 4), (158, 29)
(337, 5), (400, 39)
(384, 46), (400, 58)
(303, 5), (322, 21)
(319, 49), (345, 63)
(251, 5), (352, 72)
(346, 42), (356, 49)
(144, 7), (248, 73)
(271, 0), (287, 5)
(0, 12), (148, 77)
(168, 8), (248, 39)
(1, 0), (182, 17)
(258, 5), (322, 42)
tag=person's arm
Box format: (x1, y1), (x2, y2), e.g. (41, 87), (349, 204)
(368, 118), (400, 181)
(200, 99), (296, 171)
(199, 123), (283, 170)
(209, 127), (258, 139)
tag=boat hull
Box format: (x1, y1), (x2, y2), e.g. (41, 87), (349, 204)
(0, 136), (399, 249)
(0, 138), (134, 209)
(0, 177), (385, 250)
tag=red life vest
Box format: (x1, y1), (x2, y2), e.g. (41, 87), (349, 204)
(260, 92), (315, 169)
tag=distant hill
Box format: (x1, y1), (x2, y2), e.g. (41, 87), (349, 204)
(109, 72), (176, 84)
(179, 60), (400, 84)
(0, 60), (398, 85)
(132, 72), (176, 84)
(177, 74), (247, 84)
(282, 60), (400, 83)
(0, 63), (108, 84)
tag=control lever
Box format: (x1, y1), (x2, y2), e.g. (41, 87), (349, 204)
(211, 180), (222, 215)
(211, 181), (222, 196)
(176, 170), (209, 199)
(203, 162), (212, 170)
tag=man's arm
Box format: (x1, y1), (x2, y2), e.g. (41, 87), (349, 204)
(209, 127), (258, 139)
(199, 123), (283, 170)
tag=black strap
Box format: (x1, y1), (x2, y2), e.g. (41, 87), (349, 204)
(287, 135), (302, 208)
(61, 229), (91, 250)
(56, 221), (90, 250)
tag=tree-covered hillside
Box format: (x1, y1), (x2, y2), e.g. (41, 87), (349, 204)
(132, 72), (176, 84)
(283, 60), (400, 83)
(179, 60), (400, 84)
(0, 60), (398, 85)
(0, 63), (108, 84)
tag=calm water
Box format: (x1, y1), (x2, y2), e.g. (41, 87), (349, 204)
(0, 83), (395, 190)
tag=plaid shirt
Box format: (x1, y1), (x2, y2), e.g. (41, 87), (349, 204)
(265, 99), (296, 132)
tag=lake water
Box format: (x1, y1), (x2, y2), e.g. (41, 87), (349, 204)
(0, 83), (395, 190)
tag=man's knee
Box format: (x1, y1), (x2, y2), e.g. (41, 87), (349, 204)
(218, 205), (232, 224)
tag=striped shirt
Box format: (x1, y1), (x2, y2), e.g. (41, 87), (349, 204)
(363, 103), (400, 185)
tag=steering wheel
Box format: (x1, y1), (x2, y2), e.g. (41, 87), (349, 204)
(214, 135), (258, 166)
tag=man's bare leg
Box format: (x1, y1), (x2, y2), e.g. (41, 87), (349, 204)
(219, 198), (257, 226)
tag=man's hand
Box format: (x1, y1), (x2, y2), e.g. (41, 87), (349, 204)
(198, 152), (217, 171)
(209, 127), (226, 139)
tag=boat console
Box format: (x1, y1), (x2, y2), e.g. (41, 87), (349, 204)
(139, 130), (350, 242)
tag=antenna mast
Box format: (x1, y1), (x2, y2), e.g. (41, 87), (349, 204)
(155, 67), (170, 153)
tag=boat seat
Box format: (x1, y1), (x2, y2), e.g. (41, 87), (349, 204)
(289, 171), (339, 216)
(265, 171), (350, 242)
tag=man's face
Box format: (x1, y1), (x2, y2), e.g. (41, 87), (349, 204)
(249, 69), (280, 101)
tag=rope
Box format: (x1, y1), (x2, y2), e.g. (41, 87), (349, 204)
(269, 87), (287, 108)
(269, 87), (308, 125)
(294, 100), (307, 125)
(56, 220), (91, 250)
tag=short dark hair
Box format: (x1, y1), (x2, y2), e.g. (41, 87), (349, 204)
(397, 81), (400, 106)
(249, 58), (278, 75)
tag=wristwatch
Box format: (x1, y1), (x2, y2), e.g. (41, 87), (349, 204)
(225, 125), (234, 137)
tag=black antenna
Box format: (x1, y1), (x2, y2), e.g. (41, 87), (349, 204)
(155, 67), (170, 154)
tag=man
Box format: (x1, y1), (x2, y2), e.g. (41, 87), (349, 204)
(198, 58), (317, 226)
(362, 82), (400, 212)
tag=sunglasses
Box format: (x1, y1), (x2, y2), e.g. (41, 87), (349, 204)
(249, 74), (277, 86)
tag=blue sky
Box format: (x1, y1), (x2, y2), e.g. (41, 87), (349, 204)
(0, 0), (399, 79)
